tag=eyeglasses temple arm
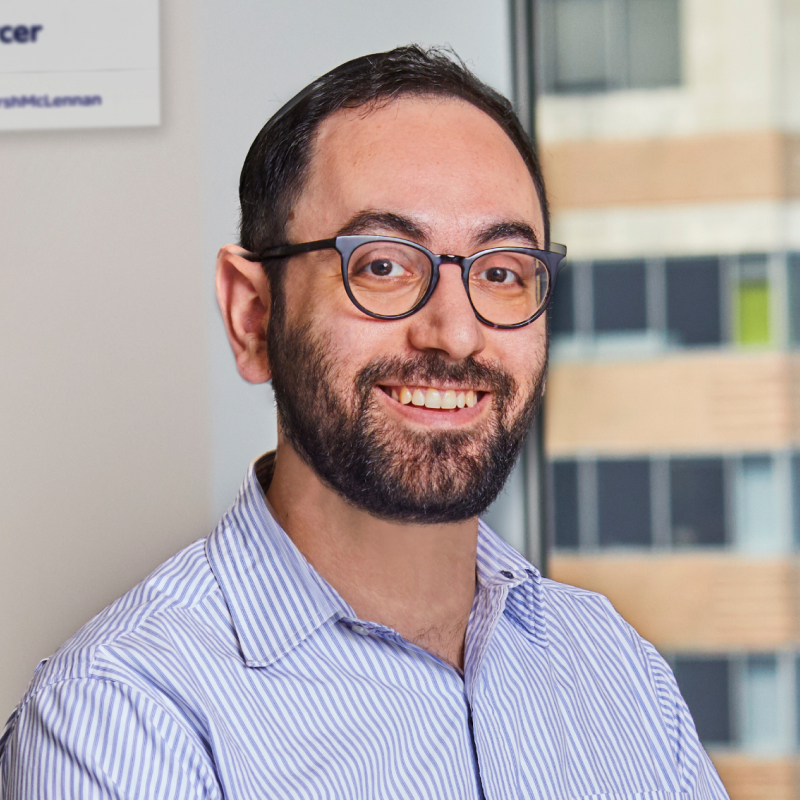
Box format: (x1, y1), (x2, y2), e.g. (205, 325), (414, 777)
(242, 237), (339, 262)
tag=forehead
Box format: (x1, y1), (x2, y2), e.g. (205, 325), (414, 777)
(289, 95), (543, 243)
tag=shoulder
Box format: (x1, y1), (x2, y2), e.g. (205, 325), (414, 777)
(541, 578), (702, 765)
(22, 537), (223, 697)
(540, 575), (670, 688)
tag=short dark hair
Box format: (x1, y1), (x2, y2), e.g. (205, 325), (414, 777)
(239, 45), (550, 291)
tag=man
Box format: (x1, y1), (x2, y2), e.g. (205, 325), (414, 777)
(1, 46), (727, 798)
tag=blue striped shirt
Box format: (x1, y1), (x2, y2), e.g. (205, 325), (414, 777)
(1, 455), (728, 799)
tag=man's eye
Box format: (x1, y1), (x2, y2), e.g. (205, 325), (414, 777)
(364, 259), (405, 277)
(480, 266), (518, 284)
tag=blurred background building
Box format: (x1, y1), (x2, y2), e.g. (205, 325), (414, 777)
(533, 0), (800, 796)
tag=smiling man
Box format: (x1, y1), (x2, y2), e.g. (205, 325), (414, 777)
(1, 47), (727, 799)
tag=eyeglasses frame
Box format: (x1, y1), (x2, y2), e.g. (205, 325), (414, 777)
(245, 234), (568, 329)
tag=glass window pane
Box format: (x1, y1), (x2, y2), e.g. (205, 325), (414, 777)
(551, 0), (609, 93)
(742, 655), (781, 753)
(793, 454), (800, 549)
(483, 458), (526, 554)
(550, 263), (575, 336)
(598, 459), (651, 546)
(736, 456), (780, 553)
(627, 0), (681, 88)
(665, 257), (721, 346)
(789, 253), (800, 345)
(736, 255), (770, 345)
(673, 657), (731, 745)
(593, 260), (648, 333)
(670, 458), (726, 546)
(552, 460), (580, 548)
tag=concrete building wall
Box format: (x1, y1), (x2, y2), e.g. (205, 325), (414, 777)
(547, 352), (800, 455)
(538, 0), (800, 260)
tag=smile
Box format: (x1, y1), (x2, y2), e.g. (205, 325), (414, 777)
(379, 385), (481, 410)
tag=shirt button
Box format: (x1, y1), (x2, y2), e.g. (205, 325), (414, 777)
(351, 625), (369, 636)
(500, 570), (514, 579)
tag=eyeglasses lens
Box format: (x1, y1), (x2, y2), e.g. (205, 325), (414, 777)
(468, 251), (550, 327)
(346, 241), (550, 326)
(347, 241), (432, 317)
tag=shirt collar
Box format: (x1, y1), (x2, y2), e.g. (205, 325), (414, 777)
(205, 454), (351, 668)
(476, 519), (549, 646)
(206, 453), (548, 668)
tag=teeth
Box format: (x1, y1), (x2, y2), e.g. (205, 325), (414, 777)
(389, 385), (478, 410)
(424, 389), (442, 409)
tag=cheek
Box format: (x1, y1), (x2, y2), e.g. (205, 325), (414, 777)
(495, 319), (547, 380)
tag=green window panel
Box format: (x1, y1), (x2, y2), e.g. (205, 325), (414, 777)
(736, 281), (770, 345)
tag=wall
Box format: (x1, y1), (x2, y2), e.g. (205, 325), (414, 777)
(0, 0), (513, 722)
(0, 0), (210, 720)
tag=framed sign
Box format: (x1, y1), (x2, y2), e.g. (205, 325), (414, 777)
(0, 0), (159, 131)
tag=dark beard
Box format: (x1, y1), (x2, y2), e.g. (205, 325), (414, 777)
(267, 307), (545, 523)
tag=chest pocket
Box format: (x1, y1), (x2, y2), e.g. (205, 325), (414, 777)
(573, 794), (689, 799)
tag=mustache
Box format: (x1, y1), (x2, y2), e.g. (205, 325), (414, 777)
(355, 353), (517, 398)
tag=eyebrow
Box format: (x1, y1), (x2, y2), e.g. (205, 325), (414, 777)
(336, 210), (430, 241)
(474, 221), (540, 249)
(335, 210), (541, 250)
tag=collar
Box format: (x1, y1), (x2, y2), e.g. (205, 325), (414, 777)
(206, 452), (548, 668)
(476, 519), (549, 646)
(205, 454), (351, 668)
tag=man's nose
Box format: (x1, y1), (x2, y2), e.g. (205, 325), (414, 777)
(406, 263), (486, 360)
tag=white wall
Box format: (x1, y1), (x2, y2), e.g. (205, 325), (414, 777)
(0, 0), (512, 721)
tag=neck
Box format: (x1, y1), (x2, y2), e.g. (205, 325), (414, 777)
(265, 441), (479, 671)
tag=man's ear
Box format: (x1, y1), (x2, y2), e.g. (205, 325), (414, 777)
(215, 244), (273, 384)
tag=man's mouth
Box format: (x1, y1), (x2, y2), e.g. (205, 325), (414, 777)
(378, 385), (481, 409)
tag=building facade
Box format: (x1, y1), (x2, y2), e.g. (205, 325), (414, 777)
(536, 0), (800, 796)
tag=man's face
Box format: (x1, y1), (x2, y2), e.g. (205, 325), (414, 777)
(268, 96), (548, 522)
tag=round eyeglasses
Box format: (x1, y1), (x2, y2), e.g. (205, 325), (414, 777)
(245, 234), (567, 329)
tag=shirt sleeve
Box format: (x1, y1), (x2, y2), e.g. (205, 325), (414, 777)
(641, 638), (730, 800)
(1, 677), (222, 800)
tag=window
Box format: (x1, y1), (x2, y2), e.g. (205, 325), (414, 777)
(542, 0), (608, 93)
(793, 455), (800, 548)
(540, 0), (681, 94)
(550, 263), (575, 336)
(665, 257), (722, 346)
(483, 457), (528, 554)
(735, 255), (770, 345)
(788, 253), (800, 345)
(597, 459), (651, 546)
(742, 655), (781, 752)
(673, 657), (731, 745)
(593, 260), (647, 333)
(548, 452), (797, 554)
(670, 458), (726, 546)
(551, 460), (580, 548)
(626, 0), (681, 88)
(736, 456), (780, 553)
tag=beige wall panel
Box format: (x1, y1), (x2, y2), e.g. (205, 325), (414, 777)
(540, 132), (797, 211)
(708, 755), (795, 800)
(546, 352), (800, 455)
(549, 555), (796, 650)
